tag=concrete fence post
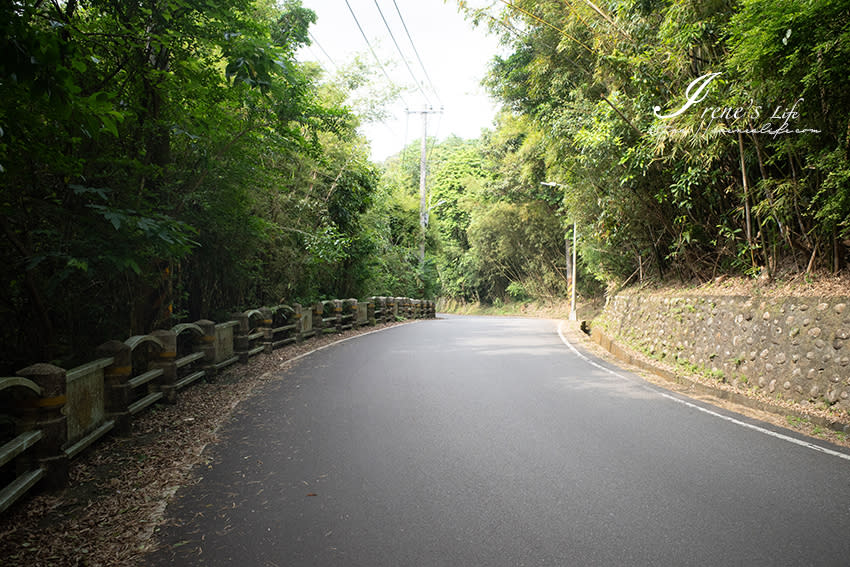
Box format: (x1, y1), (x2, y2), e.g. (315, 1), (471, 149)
(301, 304), (315, 339)
(96, 340), (133, 436)
(355, 300), (368, 327)
(344, 298), (359, 329)
(367, 298), (376, 325)
(313, 302), (325, 334)
(16, 364), (69, 489)
(293, 303), (303, 341)
(195, 319), (217, 379)
(151, 329), (178, 404)
(293, 303), (315, 341)
(371, 296), (383, 324)
(259, 307), (274, 354)
(333, 300), (344, 332)
(231, 312), (252, 363)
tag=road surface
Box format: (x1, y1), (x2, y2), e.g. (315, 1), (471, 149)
(146, 315), (850, 565)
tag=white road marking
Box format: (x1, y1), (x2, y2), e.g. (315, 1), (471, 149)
(557, 321), (850, 463)
(282, 322), (418, 367)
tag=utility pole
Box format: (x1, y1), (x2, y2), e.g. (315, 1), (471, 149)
(543, 181), (578, 320)
(418, 109), (428, 265)
(570, 221), (577, 321)
(410, 106), (443, 268)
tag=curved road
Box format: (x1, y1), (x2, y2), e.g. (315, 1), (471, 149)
(146, 315), (850, 565)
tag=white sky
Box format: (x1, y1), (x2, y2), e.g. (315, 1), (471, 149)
(296, 0), (505, 161)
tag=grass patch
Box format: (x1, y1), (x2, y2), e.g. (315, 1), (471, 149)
(786, 415), (810, 428)
(439, 298), (603, 321)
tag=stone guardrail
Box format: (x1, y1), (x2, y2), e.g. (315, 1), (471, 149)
(0, 296), (435, 514)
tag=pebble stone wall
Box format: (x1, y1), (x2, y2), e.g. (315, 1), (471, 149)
(600, 294), (850, 411)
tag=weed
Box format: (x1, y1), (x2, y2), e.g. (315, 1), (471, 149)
(786, 415), (809, 428)
(708, 369), (725, 382)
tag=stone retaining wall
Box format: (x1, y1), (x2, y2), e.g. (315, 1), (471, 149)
(597, 294), (850, 412)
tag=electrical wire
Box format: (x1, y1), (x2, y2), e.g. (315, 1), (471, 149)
(308, 31), (338, 71)
(344, 0), (409, 108)
(373, 0), (432, 106)
(400, 110), (411, 170)
(390, 0), (442, 107)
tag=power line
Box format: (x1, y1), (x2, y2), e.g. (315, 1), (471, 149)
(400, 110), (411, 171)
(344, 0), (409, 108)
(308, 31), (338, 71)
(373, 0), (432, 106)
(390, 0), (442, 107)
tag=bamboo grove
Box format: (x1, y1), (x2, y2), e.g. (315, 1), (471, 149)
(465, 0), (850, 284)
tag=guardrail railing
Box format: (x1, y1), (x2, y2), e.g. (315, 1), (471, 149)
(0, 296), (435, 514)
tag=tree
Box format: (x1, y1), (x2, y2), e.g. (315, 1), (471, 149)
(461, 0), (850, 286)
(0, 0), (382, 372)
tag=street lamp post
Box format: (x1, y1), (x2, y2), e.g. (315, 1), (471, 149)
(542, 182), (577, 321)
(570, 220), (577, 321)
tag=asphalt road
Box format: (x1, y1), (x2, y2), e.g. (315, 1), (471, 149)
(146, 315), (850, 566)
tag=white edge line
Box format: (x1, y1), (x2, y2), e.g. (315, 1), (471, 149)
(557, 321), (850, 463)
(281, 321), (418, 368)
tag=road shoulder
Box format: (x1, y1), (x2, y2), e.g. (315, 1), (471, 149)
(560, 320), (850, 451)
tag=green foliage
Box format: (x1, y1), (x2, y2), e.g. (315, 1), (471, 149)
(367, 112), (605, 305)
(362, 164), (422, 297)
(463, 0), (850, 285)
(0, 0), (386, 372)
(467, 201), (560, 299)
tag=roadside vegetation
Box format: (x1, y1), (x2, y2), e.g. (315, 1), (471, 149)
(3, 0), (849, 370)
(466, 0), (850, 285)
(381, 0), (849, 315)
(1, 0), (395, 372)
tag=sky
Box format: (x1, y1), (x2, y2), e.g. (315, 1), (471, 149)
(296, 0), (506, 161)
